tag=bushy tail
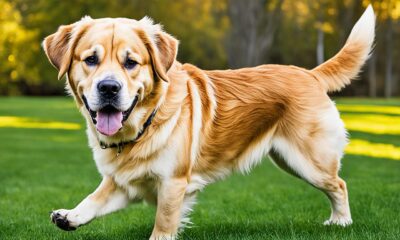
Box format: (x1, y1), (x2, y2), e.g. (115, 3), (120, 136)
(311, 5), (375, 92)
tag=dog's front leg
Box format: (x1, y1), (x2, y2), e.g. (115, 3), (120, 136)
(50, 176), (128, 231)
(150, 177), (187, 240)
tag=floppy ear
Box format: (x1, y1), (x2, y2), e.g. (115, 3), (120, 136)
(154, 32), (178, 74)
(137, 18), (179, 82)
(42, 17), (91, 80)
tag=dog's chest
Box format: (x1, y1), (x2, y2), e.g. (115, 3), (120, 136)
(93, 146), (177, 196)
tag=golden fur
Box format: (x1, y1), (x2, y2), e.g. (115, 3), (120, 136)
(43, 6), (375, 239)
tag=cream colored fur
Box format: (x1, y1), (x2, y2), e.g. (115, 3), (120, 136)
(43, 6), (375, 239)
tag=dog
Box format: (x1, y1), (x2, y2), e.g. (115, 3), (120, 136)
(43, 5), (375, 239)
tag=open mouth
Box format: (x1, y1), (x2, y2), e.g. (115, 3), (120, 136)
(82, 95), (138, 136)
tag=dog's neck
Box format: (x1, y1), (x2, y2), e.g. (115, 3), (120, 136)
(97, 108), (158, 155)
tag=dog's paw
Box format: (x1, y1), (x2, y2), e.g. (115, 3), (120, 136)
(149, 233), (177, 240)
(323, 217), (353, 227)
(50, 209), (78, 231)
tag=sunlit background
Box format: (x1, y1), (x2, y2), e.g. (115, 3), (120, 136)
(0, 1), (399, 239)
(1, 0), (399, 159)
(0, 0), (399, 97)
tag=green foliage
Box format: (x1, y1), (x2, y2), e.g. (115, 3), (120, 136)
(0, 0), (398, 96)
(0, 0), (228, 95)
(0, 1), (39, 95)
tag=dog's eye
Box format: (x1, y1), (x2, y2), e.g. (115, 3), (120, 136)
(124, 58), (138, 70)
(84, 55), (98, 66)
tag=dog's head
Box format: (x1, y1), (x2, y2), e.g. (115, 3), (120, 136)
(43, 17), (178, 141)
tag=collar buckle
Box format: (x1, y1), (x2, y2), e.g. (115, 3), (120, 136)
(100, 142), (107, 149)
(117, 144), (123, 156)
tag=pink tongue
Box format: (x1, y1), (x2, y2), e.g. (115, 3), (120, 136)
(96, 111), (123, 136)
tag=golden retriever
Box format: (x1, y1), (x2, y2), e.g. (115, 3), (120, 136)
(43, 5), (375, 239)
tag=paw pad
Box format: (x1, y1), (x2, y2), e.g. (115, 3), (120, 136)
(51, 211), (77, 231)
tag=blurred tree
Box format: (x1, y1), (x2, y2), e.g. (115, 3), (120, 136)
(226, 0), (284, 68)
(144, 0), (228, 69)
(382, 0), (400, 98)
(367, 0), (400, 98)
(0, 0), (398, 97)
(0, 0), (39, 95)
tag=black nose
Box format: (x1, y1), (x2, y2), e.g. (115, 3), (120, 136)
(97, 80), (121, 98)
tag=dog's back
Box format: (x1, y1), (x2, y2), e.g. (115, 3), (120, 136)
(185, 5), (375, 227)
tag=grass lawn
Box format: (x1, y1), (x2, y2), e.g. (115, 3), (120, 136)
(0, 97), (399, 239)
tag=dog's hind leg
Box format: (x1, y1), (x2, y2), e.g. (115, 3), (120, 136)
(271, 137), (352, 226)
(270, 108), (351, 226)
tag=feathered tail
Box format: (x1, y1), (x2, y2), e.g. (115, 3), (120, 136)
(311, 5), (375, 92)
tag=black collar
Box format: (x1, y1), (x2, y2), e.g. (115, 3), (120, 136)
(99, 109), (157, 154)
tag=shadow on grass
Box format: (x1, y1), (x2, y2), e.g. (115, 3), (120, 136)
(340, 111), (400, 117)
(348, 130), (400, 147)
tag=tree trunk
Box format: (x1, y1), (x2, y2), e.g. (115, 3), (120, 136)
(385, 15), (393, 98)
(336, 0), (358, 45)
(227, 0), (283, 68)
(368, 53), (377, 98)
(316, 5), (325, 65)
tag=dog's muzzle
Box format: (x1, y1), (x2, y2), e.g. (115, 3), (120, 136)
(82, 95), (138, 136)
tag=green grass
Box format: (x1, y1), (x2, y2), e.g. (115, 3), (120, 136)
(0, 97), (399, 239)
